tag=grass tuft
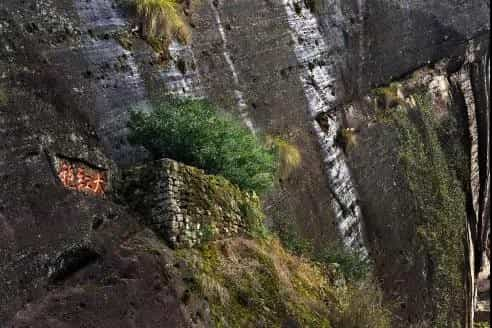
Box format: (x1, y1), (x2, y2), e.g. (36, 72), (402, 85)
(266, 136), (302, 181)
(126, 0), (191, 53)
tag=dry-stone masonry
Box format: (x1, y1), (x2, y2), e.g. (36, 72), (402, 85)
(121, 159), (263, 248)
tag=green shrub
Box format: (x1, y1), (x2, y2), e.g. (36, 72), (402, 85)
(276, 222), (370, 282)
(315, 246), (370, 282)
(128, 98), (276, 194)
(277, 222), (313, 256)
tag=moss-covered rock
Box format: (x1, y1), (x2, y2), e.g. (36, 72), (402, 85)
(381, 92), (467, 327)
(340, 63), (471, 327)
(119, 158), (264, 248)
(175, 236), (391, 328)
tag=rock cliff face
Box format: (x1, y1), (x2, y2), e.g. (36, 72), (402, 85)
(0, 0), (489, 326)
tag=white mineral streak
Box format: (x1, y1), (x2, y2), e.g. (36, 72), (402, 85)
(282, 0), (367, 256)
(208, 0), (255, 132)
(481, 53), (490, 231)
(160, 41), (203, 97)
(458, 70), (481, 220)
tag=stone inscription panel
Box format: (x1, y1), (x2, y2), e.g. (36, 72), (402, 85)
(54, 157), (107, 196)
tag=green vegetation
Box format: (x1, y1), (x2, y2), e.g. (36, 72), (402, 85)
(200, 223), (216, 242)
(277, 222), (370, 282)
(377, 92), (467, 327)
(128, 98), (276, 194)
(335, 128), (357, 153)
(136, 0), (190, 43)
(276, 221), (314, 256)
(176, 237), (391, 327)
(373, 82), (402, 109)
(334, 281), (392, 328)
(315, 247), (370, 282)
(118, 0), (190, 53)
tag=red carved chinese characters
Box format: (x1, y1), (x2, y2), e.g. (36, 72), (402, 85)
(57, 160), (106, 196)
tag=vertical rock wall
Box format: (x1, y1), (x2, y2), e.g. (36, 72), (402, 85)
(191, 0), (342, 249)
(281, 0), (366, 254)
(450, 43), (490, 326)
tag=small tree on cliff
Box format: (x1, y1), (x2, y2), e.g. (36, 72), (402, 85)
(128, 98), (276, 194)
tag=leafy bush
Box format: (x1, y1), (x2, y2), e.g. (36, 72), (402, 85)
(128, 98), (276, 194)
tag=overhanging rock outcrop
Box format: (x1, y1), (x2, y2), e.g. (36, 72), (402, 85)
(120, 159), (263, 248)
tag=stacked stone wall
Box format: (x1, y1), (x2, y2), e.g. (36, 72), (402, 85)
(121, 159), (262, 248)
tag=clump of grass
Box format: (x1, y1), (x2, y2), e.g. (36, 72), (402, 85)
(334, 281), (392, 328)
(276, 222), (370, 282)
(373, 82), (402, 109)
(136, 0), (190, 41)
(266, 136), (302, 181)
(335, 128), (357, 153)
(176, 236), (391, 327)
(127, 0), (190, 53)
